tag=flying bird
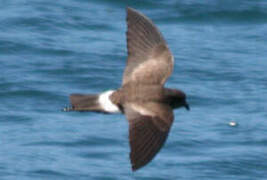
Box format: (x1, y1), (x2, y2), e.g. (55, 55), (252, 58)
(65, 7), (190, 171)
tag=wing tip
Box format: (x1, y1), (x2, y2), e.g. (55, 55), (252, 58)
(131, 162), (142, 171)
(126, 7), (136, 14)
(126, 7), (146, 22)
(131, 165), (138, 171)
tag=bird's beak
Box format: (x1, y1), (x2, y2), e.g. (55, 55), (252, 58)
(184, 103), (190, 111)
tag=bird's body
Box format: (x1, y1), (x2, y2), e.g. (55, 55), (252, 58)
(66, 7), (189, 171)
(112, 84), (164, 105)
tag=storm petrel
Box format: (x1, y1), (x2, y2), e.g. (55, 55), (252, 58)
(66, 7), (190, 171)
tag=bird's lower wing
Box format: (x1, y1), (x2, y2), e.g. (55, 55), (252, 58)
(124, 102), (174, 171)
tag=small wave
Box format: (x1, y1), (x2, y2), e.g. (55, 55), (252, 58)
(1, 89), (58, 99)
(23, 136), (122, 148)
(29, 169), (67, 177)
(157, 2), (267, 24)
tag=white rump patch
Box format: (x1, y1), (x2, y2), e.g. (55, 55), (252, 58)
(98, 90), (120, 113)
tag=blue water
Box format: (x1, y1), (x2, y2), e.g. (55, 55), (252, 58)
(1, 1), (267, 179)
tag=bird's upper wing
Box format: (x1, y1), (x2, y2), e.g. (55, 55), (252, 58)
(122, 7), (174, 86)
(124, 102), (174, 171)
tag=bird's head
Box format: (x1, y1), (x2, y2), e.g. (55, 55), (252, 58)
(165, 89), (190, 110)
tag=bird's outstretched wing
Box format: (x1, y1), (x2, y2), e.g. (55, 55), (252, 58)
(124, 102), (174, 171)
(123, 7), (174, 86)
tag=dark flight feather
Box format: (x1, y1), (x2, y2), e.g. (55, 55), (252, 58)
(124, 103), (173, 171)
(123, 7), (174, 86)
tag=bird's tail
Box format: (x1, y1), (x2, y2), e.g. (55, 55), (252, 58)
(65, 94), (101, 112)
(64, 90), (121, 114)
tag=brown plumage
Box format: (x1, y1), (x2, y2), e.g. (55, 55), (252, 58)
(123, 8), (173, 85)
(66, 7), (190, 171)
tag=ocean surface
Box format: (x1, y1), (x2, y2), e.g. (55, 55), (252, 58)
(1, 0), (267, 179)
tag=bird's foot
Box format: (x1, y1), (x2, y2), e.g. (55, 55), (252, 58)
(62, 106), (73, 112)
